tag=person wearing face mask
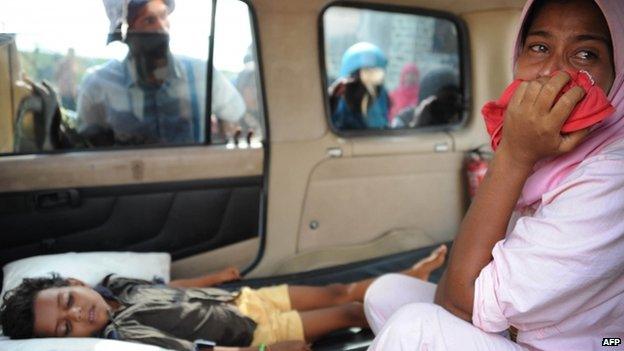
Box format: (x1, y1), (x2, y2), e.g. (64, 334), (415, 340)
(75, 0), (245, 146)
(329, 42), (390, 130)
(364, 0), (624, 350)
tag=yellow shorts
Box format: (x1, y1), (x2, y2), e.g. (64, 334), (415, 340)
(234, 284), (305, 345)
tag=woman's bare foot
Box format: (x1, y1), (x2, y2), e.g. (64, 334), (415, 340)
(403, 245), (448, 281)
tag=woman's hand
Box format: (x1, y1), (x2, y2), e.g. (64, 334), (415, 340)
(499, 71), (588, 167)
(269, 341), (312, 351)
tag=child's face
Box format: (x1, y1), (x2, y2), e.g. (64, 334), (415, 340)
(33, 284), (111, 338)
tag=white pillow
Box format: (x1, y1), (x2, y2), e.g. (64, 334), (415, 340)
(1, 252), (171, 299)
(0, 337), (171, 351)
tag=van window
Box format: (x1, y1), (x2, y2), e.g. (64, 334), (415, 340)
(0, 0), (263, 154)
(322, 5), (466, 133)
(213, 0), (265, 145)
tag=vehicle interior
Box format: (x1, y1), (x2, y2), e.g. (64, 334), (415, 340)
(0, 0), (526, 349)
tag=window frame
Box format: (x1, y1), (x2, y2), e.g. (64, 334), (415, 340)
(230, 0), (271, 275)
(318, 0), (472, 138)
(233, 0), (270, 149)
(210, 0), (269, 147)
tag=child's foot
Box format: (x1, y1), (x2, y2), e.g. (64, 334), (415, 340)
(403, 245), (448, 281)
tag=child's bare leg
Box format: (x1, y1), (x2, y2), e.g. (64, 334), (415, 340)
(288, 245), (447, 310)
(402, 244), (448, 281)
(299, 302), (367, 342)
(288, 284), (353, 310)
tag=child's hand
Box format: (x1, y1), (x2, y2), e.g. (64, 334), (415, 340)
(216, 266), (241, 283)
(268, 341), (312, 351)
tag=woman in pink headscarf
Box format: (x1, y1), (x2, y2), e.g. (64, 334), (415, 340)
(364, 0), (624, 350)
(388, 63), (420, 121)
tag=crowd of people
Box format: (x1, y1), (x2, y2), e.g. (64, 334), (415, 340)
(329, 42), (462, 131)
(49, 0), (453, 144)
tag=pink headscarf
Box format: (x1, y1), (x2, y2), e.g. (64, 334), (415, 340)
(513, 0), (624, 208)
(389, 63), (420, 121)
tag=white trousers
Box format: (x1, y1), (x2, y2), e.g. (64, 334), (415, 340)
(363, 274), (526, 351)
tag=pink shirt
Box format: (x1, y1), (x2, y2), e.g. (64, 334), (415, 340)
(473, 139), (624, 351)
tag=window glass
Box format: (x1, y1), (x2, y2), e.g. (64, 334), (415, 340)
(213, 0), (265, 146)
(0, 0), (262, 154)
(323, 6), (464, 132)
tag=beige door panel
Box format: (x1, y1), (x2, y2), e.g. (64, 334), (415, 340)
(252, 130), (462, 276)
(275, 227), (436, 274)
(0, 146), (263, 192)
(298, 151), (464, 253)
(350, 131), (453, 156)
(171, 238), (259, 279)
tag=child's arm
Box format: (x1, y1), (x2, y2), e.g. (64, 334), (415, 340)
(169, 267), (241, 288)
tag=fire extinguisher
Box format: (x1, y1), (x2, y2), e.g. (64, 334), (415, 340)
(465, 147), (491, 200)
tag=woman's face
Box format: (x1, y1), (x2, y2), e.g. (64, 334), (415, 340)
(359, 68), (386, 87)
(515, 0), (615, 94)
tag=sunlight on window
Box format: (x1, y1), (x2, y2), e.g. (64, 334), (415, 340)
(0, 0), (251, 71)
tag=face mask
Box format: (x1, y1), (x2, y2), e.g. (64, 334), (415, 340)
(359, 67), (385, 96)
(359, 68), (385, 86)
(125, 32), (171, 85)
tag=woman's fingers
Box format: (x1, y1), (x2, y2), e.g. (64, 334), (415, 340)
(509, 81), (529, 108)
(522, 79), (546, 106)
(535, 71), (572, 113)
(512, 72), (573, 115)
(550, 86), (586, 128)
(500, 73), (588, 165)
(559, 128), (590, 153)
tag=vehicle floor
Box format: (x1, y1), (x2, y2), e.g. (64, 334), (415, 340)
(220, 241), (452, 351)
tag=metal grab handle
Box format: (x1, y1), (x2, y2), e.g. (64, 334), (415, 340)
(35, 189), (80, 210)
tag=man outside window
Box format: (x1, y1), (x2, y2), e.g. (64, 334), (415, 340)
(76, 0), (245, 146)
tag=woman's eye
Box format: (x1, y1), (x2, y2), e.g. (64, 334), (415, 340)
(575, 50), (597, 61)
(65, 321), (72, 336)
(529, 44), (548, 53)
(66, 293), (73, 308)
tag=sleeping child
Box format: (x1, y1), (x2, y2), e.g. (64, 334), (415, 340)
(0, 245), (447, 351)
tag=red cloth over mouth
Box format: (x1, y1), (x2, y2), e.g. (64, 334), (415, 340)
(482, 70), (615, 150)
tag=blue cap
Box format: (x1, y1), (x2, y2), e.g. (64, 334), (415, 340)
(339, 42), (387, 78)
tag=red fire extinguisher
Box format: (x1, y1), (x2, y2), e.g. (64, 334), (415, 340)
(466, 148), (491, 200)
